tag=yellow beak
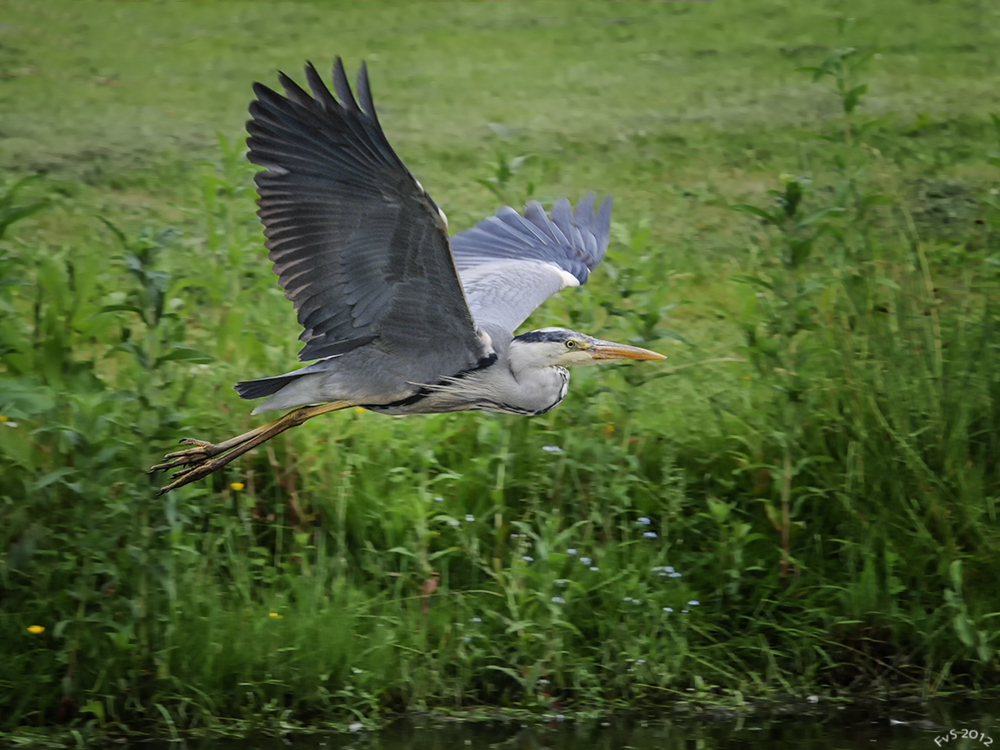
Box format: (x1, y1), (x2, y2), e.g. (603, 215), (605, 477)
(589, 340), (667, 362)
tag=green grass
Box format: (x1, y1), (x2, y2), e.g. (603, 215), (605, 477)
(2, 0), (1000, 740)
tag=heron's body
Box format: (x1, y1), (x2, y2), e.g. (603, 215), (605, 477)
(244, 324), (574, 417)
(150, 58), (665, 494)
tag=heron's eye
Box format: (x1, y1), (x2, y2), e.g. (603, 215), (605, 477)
(565, 340), (576, 349)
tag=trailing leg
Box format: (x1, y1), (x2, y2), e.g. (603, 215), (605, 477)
(149, 401), (352, 495)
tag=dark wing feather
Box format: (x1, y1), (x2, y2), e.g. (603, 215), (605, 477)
(247, 59), (487, 374)
(450, 194), (612, 333)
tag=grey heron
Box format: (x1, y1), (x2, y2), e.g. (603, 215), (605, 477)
(150, 59), (666, 495)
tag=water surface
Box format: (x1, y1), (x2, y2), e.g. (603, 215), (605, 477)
(159, 702), (998, 750)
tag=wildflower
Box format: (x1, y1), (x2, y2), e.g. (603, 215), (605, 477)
(448, 518), (460, 527)
(434, 496), (444, 502)
(27, 625), (45, 634)
(688, 599), (700, 607)
(663, 607), (673, 613)
(552, 596), (565, 604)
(349, 722), (364, 733)
(589, 566), (599, 572)
(523, 555), (534, 562)
(666, 566), (675, 573)
(465, 514), (475, 522)
(470, 617), (482, 623)
(268, 612), (281, 619)
(352, 668), (364, 674)
(354, 407), (366, 414)
(463, 636), (472, 643)
(623, 596), (632, 602)
(638, 517), (651, 525)
(539, 678), (551, 685)
(669, 571), (682, 578)
(0, 415), (8, 421)
(542, 445), (564, 454)
(637, 659), (646, 665)
(567, 548), (577, 556)
(230, 482), (245, 492)
(556, 579), (569, 586)
(580, 556), (592, 565)
(643, 531), (657, 539)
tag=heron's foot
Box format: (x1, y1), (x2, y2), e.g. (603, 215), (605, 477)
(148, 438), (224, 472)
(148, 438), (238, 495)
(152, 452), (241, 496)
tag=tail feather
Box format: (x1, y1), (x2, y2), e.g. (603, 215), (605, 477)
(234, 372), (308, 400)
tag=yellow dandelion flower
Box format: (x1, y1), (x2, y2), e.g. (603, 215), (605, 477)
(27, 625), (45, 634)
(0, 415), (9, 422)
(354, 407), (366, 414)
(230, 482), (245, 492)
(269, 612), (282, 619)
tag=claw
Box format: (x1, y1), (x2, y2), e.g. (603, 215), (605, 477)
(149, 438), (222, 475)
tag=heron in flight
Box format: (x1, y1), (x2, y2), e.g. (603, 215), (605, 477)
(151, 59), (665, 494)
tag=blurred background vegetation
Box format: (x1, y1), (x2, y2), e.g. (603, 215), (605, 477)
(1, 0), (999, 737)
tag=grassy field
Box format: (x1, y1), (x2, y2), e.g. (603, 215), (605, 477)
(2, 0), (1000, 739)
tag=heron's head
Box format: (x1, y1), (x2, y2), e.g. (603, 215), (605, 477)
(511, 327), (666, 370)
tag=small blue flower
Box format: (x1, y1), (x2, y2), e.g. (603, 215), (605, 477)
(523, 555), (534, 562)
(567, 548), (577, 556)
(556, 579), (569, 586)
(623, 597), (632, 602)
(643, 531), (657, 539)
(465, 514), (475, 522)
(688, 599), (700, 606)
(663, 607), (673, 613)
(589, 566), (599, 572)
(470, 617), (482, 623)
(552, 596), (565, 604)
(542, 445), (564, 454)
(580, 556), (592, 565)
(638, 517), (651, 525)
(669, 571), (682, 578)
(448, 518), (460, 527)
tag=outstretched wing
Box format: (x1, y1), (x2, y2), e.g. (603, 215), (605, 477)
(450, 194), (613, 334)
(247, 59), (488, 377)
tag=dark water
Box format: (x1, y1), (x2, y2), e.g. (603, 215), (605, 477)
(158, 702), (998, 750)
